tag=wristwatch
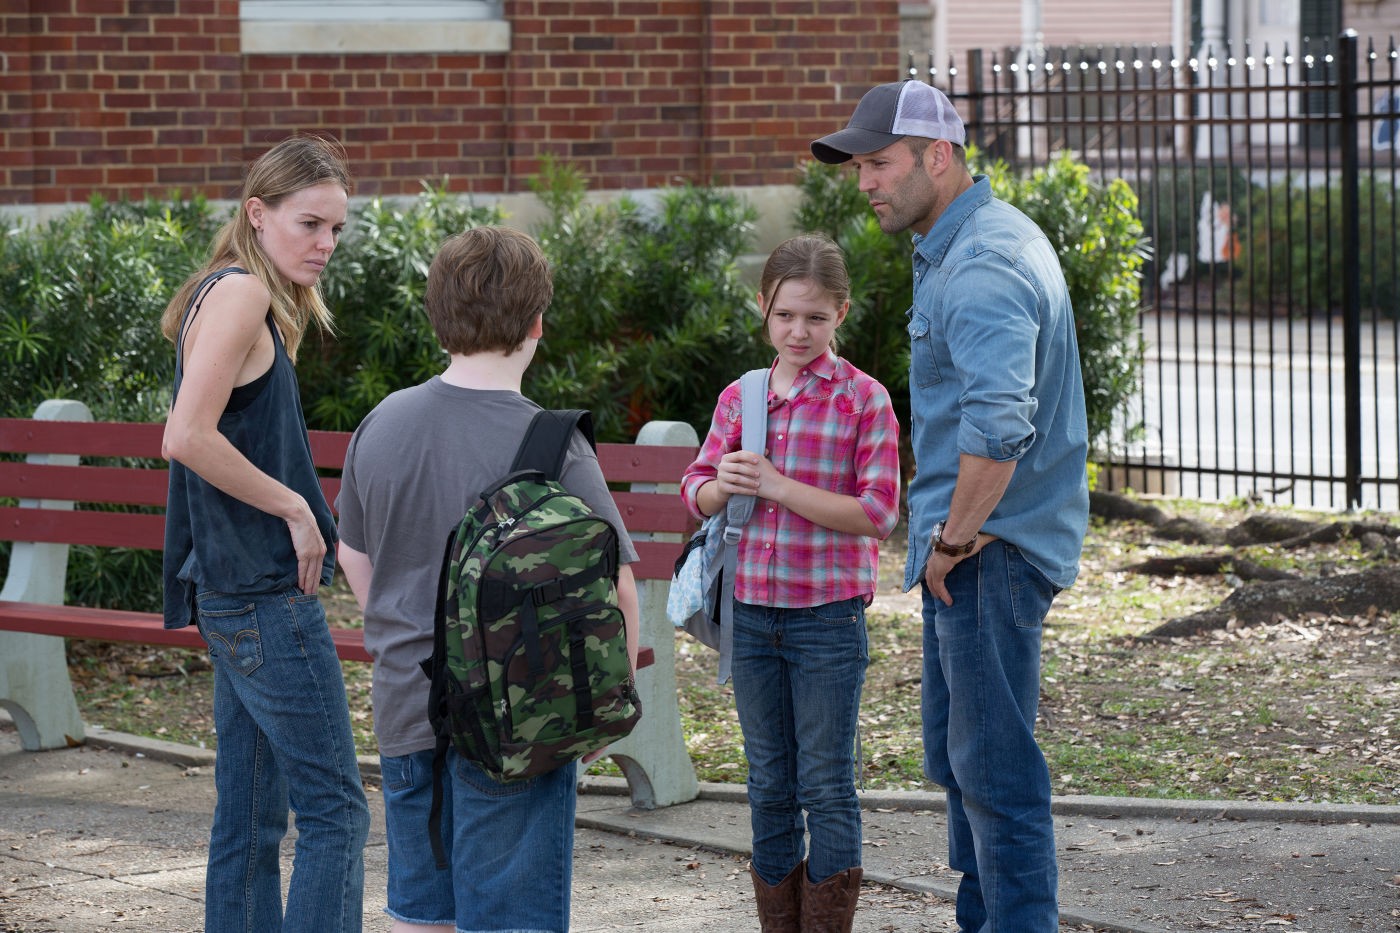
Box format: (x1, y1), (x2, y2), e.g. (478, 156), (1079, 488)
(931, 520), (977, 557)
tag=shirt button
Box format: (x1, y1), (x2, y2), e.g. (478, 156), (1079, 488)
(777, 434), (784, 441)
(764, 542), (772, 549)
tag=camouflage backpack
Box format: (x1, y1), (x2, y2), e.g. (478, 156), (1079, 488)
(422, 409), (641, 867)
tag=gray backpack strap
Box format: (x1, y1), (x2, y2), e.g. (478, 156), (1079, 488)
(715, 367), (769, 684)
(724, 367), (770, 531)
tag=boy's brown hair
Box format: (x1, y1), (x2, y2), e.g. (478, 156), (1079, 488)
(424, 226), (554, 355)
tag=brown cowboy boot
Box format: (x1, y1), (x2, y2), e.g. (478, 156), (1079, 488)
(799, 866), (862, 933)
(749, 861), (803, 932)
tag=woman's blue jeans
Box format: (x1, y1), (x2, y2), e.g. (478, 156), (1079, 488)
(196, 588), (371, 933)
(730, 597), (868, 886)
(920, 540), (1059, 933)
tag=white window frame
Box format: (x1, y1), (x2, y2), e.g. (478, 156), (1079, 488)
(240, 1), (509, 55)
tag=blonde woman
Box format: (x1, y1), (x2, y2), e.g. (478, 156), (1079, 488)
(161, 135), (370, 933)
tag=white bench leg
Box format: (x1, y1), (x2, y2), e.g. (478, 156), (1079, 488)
(0, 399), (90, 750)
(602, 420), (699, 809)
(605, 578), (700, 808)
(1, 631), (85, 750)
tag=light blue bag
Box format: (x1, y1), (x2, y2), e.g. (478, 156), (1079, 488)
(666, 368), (768, 684)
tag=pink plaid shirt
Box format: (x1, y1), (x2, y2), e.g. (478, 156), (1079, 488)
(681, 352), (901, 608)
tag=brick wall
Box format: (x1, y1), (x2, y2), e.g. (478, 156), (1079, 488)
(1, 0), (901, 207)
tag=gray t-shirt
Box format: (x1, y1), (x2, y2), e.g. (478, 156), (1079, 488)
(335, 377), (639, 757)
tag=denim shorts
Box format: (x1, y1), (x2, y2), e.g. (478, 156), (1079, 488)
(379, 746), (577, 932)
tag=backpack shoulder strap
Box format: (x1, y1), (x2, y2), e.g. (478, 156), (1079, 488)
(509, 409), (595, 481)
(738, 368), (769, 456)
(725, 369), (770, 531)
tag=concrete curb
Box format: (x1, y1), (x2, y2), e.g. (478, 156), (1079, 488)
(85, 725), (384, 781)
(90, 729), (1400, 827)
(578, 775), (1400, 826)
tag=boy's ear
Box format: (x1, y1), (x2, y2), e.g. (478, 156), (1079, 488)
(528, 314), (544, 339)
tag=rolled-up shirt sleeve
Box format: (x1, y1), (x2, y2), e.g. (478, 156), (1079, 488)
(946, 256), (1041, 462)
(852, 380), (902, 538)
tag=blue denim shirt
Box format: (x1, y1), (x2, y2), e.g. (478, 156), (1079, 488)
(902, 176), (1089, 590)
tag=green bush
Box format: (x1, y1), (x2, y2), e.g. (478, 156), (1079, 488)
(1135, 165), (1253, 282)
(302, 183), (504, 430)
(2, 157), (1147, 611)
(793, 151), (1148, 458)
(526, 158), (767, 441)
(1240, 173), (1399, 316)
(0, 195), (225, 422)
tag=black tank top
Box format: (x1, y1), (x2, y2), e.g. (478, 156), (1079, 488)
(161, 268), (337, 628)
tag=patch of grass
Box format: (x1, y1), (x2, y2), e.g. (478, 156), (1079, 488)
(68, 641), (377, 757)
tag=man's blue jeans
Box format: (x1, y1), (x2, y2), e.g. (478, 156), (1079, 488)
(921, 540), (1059, 933)
(731, 597), (868, 886)
(196, 588), (371, 933)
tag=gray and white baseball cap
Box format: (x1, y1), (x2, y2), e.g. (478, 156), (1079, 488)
(811, 80), (966, 164)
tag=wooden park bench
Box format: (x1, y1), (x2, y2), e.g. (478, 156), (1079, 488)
(0, 398), (702, 809)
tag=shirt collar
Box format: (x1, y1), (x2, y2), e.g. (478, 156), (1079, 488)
(769, 349), (842, 399)
(912, 174), (992, 267)
(805, 349), (840, 381)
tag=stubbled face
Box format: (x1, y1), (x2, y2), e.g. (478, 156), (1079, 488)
(761, 277), (848, 375)
(246, 180), (348, 286)
(850, 140), (941, 237)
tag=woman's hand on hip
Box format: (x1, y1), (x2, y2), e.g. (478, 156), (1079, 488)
(285, 500), (327, 594)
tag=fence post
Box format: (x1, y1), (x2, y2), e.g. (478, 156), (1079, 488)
(598, 419), (700, 809)
(965, 47), (985, 151)
(1339, 29), (1363, 510)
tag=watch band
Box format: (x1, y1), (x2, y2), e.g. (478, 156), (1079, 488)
(932, 520), (976, 557)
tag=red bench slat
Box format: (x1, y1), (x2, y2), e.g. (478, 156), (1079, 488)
(0, 600), (373, 662)
(0, 507), (166, 549)
(0, 600), (655, 671)
(0, 462), (169, 506)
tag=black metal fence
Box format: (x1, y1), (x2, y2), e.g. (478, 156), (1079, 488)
(924, 30), (1399, 512)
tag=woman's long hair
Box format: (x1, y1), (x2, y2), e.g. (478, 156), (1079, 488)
(160, 134), (351, 361)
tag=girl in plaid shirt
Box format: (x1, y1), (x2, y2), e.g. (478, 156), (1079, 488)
(681, 234), (901, 932)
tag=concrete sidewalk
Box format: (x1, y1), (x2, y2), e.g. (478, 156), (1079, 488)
(1, 722), (1396, 932)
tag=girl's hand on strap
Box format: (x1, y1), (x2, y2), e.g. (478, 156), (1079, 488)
(714, 450), (763, 497)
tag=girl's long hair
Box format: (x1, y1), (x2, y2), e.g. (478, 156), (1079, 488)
(160, 134), (351, 361)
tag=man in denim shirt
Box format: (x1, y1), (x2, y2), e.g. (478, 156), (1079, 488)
(813, 80), (1089, 932)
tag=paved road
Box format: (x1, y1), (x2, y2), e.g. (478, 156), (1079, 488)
(1116, 310), (1400, 512)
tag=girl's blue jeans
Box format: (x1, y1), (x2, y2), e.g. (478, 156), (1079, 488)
(730, 596), (868, 887)
(921, 540), (1060, 933)
(196, 587), (371, 933)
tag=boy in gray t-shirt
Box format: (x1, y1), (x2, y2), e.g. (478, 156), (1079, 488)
(335, 226), (639, 933)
